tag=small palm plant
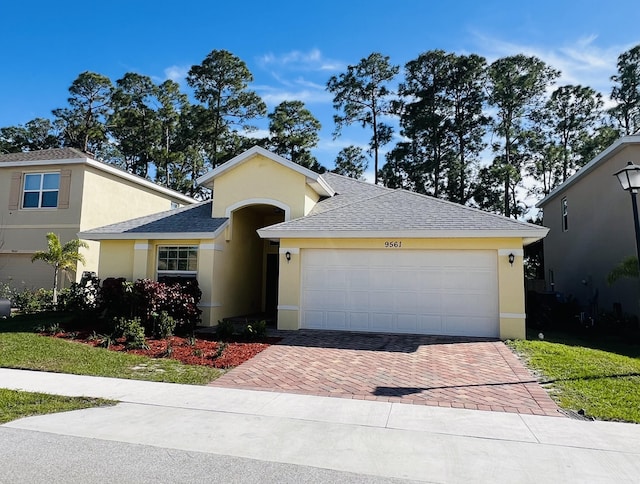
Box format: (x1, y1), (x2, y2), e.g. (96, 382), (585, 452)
(607, 256), (639, 285)
(31, 233), (89, 304)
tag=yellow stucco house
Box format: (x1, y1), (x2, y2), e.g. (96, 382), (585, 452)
(80, 146), (548, 340)
(0, 148), (196, 291)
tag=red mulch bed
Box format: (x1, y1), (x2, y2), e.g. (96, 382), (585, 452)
(48, 330), (279, 369)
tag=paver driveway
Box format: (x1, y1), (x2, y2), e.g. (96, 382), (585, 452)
(209, 330), (561, 416)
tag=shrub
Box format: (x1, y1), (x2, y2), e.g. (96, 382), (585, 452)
(133, 279), (202, 333)
(153, 311), (176, 339)
(98, 278), (133, 319)
(114, 317), (148, 349)
(14, 288), (54, 313)
(242, 320), (267, 340)
(58, 274), (101, 313)
(215, 319), (236, 339)
(0, 282), (17, 303)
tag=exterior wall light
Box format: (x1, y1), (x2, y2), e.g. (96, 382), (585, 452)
(285, 251), (291, 263)
(508, 253), (515, 266)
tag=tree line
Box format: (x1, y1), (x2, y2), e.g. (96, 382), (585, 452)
(1, 45), (639, 215)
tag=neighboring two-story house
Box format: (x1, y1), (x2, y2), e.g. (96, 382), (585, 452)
(0, 148), (196, 291)
(537, 135), (640, 319)
(81, 146), (547, 340)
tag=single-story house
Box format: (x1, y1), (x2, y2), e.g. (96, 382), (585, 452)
(537, 135), (640, 318)
(80, 146), (548, 339)
(0, 148), (196, 291)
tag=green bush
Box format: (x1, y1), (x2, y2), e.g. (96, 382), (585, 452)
(153, 311), (176, 339)
(113, 317), (148, 349)
(215, 320), (235, 339)
(57, 274), (101, 313)
(14, 288), (54, 313)
(0, 282), (17, 302)
(242, 320), (267, 340)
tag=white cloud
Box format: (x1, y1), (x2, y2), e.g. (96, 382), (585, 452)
(471, 32), (636, 96)
(164, 65), (189, 83)
(254, 85), (333, 107)
(258, 48), (345, 72)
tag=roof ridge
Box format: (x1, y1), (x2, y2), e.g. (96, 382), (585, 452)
(321, 172), (393, 193)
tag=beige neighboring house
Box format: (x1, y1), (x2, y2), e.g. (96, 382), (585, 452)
(537, 135), (640, 318)
(0, 148), (196, 291)
(81, 146), (547, 340)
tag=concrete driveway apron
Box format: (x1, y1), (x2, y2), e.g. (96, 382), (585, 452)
(209, 331), (561, 416)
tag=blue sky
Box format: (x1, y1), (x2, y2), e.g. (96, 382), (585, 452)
(1, 0), (639, 178)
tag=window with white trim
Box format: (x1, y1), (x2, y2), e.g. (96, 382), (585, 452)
(23, 172), (60, 208)
(561, 197), (568, 232)
(157, 246), (198, 281)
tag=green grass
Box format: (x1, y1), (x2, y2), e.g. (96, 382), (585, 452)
(0, 313), (221, 385)
(0, 388), (115, 424)
(508, 331), (640, 423)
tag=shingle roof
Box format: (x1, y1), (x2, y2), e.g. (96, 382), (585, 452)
(260, 183), (547, 239)
(0, 147), (90, 162)
(80, 201), (227, 239)
(311, 172), (392, 215)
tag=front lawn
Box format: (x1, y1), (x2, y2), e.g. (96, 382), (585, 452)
(508, 331), (640, 423)
(0, 388), (114, 424)
(0, 313), (272, 385)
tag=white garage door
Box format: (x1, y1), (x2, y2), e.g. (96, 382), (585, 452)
(300, 249), (499, 337)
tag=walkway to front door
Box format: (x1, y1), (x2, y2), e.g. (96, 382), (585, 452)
(209, 331), (561, 416)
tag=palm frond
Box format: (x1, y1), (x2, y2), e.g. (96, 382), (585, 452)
(607, 256), (639, 285)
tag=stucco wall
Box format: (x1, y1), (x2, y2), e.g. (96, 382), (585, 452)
(211, 154), (309, 220)
(541, 144), (640, 317)
(0, 161), (191, 290)
(79, 166), (185, 231)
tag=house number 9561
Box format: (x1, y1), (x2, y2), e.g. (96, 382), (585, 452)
(384, 241), (402, 248)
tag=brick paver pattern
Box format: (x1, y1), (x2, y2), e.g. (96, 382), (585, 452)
(209, 331), (561, 416)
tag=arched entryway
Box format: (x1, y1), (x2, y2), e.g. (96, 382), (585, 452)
(222, 202), (286, 320)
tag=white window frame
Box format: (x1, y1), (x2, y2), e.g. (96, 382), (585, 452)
(22, 172), (60, 209)
(561, 197), (568, 232)
(156, 245), (198, 280)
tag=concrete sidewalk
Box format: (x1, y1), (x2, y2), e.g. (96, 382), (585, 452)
(1, 368), (639, 483)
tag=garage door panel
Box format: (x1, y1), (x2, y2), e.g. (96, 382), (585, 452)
(418, 314), (444, 333)
(393, 270), (418, 290)
(445, 316), (496, 337)
(346, 291), (369, 311)
(303, 268), (326, 287)
(370, 270), (392, 290)
(348, 269), (370, 289)
(419, 270), (444, 289)
(327, 269), (348, 289)
(369, 291), (394, 311)
(371, 313), (394, 331)
(326, 312), (347, 330)
(418, 295), (443, 313)
(303, 310), (325, 329)
(301, 249), (499, 337)
(395, 291), (418, 312)
(397, 314), (418, 332)
(350, 312), (370, 330)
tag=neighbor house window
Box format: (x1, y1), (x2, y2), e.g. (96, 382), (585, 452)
(561, 197), (568, 232)
(23, 173), (60, 208)
(157, 246), (198, 282)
